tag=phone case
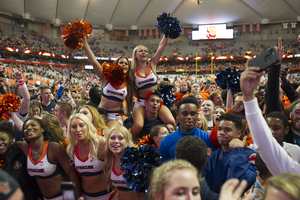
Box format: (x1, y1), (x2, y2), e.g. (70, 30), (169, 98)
(248, 47), (279, 71)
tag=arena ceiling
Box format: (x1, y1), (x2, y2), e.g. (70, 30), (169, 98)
(0, 0), (300, 29)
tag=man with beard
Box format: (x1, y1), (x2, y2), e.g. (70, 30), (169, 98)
(159, 96), (216, 162)
(124, 90), (165, 141)
(287, 101), (300, 146)
(173, 81), (190, 105)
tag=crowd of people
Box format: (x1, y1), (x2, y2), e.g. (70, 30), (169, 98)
(1, 24), (300, 200)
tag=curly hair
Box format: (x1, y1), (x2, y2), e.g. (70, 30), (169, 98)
(22, 118), (59, 143)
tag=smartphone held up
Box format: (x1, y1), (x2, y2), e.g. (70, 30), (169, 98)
(248, 47), (279, 71)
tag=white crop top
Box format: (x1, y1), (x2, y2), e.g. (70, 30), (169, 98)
(111, 166), (131, 191)
(135, 66), (157, 90)
(102, 82), (128, 102)
(74, 145), (104, 177)
(27, 141), (63, 179)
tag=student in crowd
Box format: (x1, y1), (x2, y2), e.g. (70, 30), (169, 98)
(196, 112), (208, 132)
(241, 63), (300, 174)
(159, 96), (216, 162)
(66, 114), (118, 200)
(124, 90), (165, 141)
(203, 113), (257, 193)
(40, 86), (56, 114)
(201, 99), (215, 133)
(149, 124), (170, 149)
(53, 101), (73, 137)
(213, 106), (226, 125)
(148, 159), (201, 200)
(209, 90), (223, 107)
(175, 136), (219, 200)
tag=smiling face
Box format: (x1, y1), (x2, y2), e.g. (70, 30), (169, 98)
(109, 130), (127, 155)
(23, 119), (45, 140)
(290, 103), (300, 133)
(178, 103), (198, 133)
(118, 57), (129, 74)
(214, 107), (225, 125)
(163, 169), (201, 200)
(0, 132), (13, 155)
(70, 118), (88, 141)
(201, 100), (215, 119)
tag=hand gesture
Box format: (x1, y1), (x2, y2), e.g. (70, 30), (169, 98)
(219, 179), (253, 200)
(230, 100), (244, 113)
(240, 60), (264, 101)
(54, 75), (59, 82)
(14, 70), (23, 81)
(275, 37), (284, 65)
(229, 136), (247, 149)
(86, 81), (92, 88)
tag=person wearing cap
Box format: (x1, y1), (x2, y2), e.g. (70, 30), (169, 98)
(124, 90), (165, 141)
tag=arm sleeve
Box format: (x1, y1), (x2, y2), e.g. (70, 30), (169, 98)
(159, 138), (171, 163)
(30, 94), (38, 101)
(227, 147), (257, 189)
(281, 81), (300, 103)
(265, 64), (282, 115)
(244, 98), (300, 175)
(57, 85), (64, 100)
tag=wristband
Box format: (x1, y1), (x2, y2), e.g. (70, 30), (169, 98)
(18, 80), (25, 86)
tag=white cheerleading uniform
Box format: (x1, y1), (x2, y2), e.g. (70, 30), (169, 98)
(27, 141), (63, 179)
(134, 66), (157, 91)
(102, 82), (127, 102)
(74, 145), (104, 177)
(110, 165), (131, 191)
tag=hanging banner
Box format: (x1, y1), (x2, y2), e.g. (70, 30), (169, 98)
(249, 24), (253, 32)
(125, 29), (129, 37)
(181, 27), (185, 35)
(242, 24), (246, 33)
(188, 30), (192, 35)
(46, 23), (50, 32)
(149, 29), (153, 37)
(256, 24), (260, 32)
(155, 29), (159, 36)
(59, 25), (65, 34)
(90, 29), (105, 40)
(143, 29), (147, 37)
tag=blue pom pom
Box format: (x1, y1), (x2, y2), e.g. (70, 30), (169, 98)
(216, 67), (242, 92)
(121, 145), (161, 193)
(158, 84), (176, 109)
(156, 12), (182, 39)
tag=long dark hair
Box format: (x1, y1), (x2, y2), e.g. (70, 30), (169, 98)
(22, 117), (59, 143)
(113, 56), (134, 115)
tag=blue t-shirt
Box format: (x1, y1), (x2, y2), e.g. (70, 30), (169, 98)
(159, 126), (216, 162)
(293, 132), (300, 146)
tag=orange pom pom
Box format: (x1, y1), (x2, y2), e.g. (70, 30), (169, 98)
(136, 134), (157, 147)
(102, 62), (127, 86)
(0, 94), (21, 121)
(62, 19), (93, 50)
